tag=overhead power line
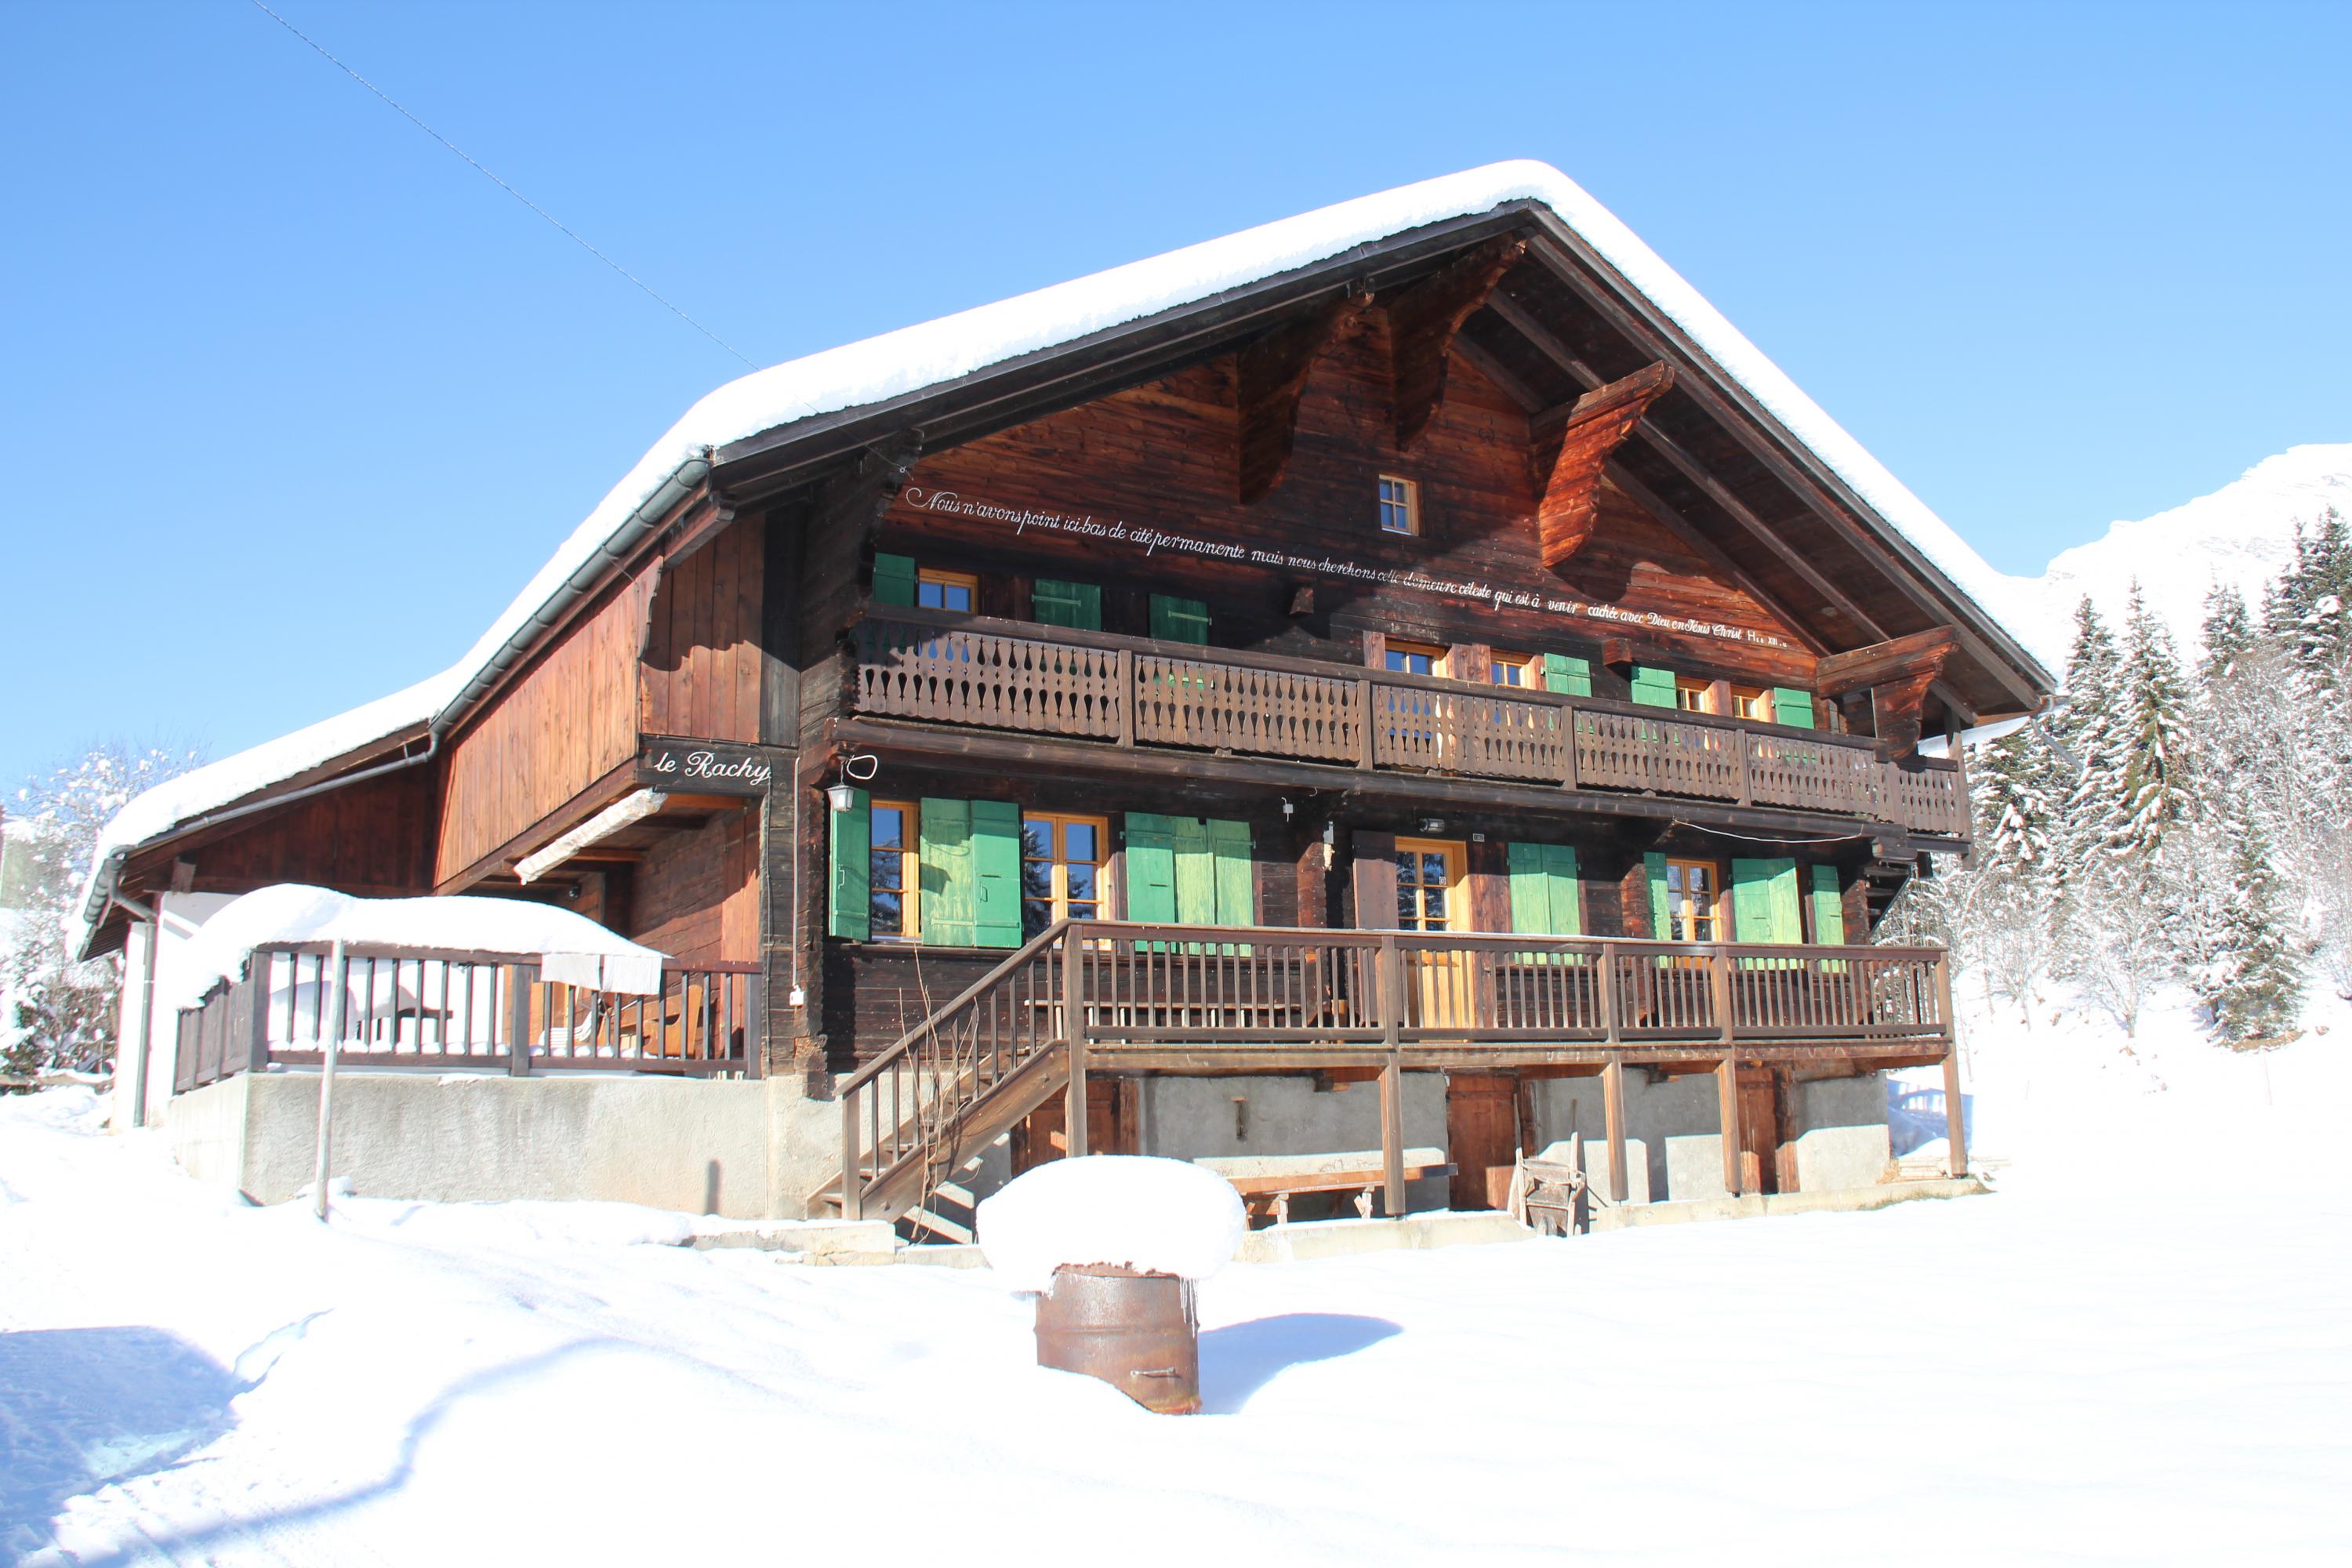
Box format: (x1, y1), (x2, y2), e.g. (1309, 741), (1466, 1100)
(245, 0), (758, 371)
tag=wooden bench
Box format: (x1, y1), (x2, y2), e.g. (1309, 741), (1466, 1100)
(1194, 1147), (1454, 1224)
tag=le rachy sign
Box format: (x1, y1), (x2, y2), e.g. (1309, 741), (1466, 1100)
(636, 739), (774, 794)
(901, 486), (1791, 652)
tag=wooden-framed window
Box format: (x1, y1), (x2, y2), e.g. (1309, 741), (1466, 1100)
(1394, 837), (1466, 931)
(1675, 675), (1715, 714)
(1022, 812), (1109, 938)
(1384, 638), (1448, 677)
(868, 800), (920, 939)
(1730, 685), (1773, 723)
(1490, 651), (1537, 688)
(1664, 858), (1722, 943)
(1377, 474), (1420, 536)
(916, 567), (978, 612)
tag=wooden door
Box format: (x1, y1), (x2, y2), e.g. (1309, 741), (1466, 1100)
(1446, 1071), (1520, 1210)
(1735, 1066), (1780, 1196)
(1012, 1077), (1138, 1173)
(1395, 838), (1472, 1028)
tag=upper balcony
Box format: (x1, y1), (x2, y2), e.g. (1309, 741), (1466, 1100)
(847, 608), (1969, 840)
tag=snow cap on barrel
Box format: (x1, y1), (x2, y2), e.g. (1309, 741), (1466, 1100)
(977, 1155), (1248, 1294)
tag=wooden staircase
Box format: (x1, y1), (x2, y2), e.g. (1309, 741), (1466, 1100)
(806, 924), (1079, 1230)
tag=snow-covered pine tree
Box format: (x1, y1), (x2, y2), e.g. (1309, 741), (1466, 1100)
(2052, 597), (2125, 884)
(2, 741), (205, 1077)
(2112, 582), (2196, 866)
(2198, 581), (2254, 684)
(2207, 794), (2304, 1043)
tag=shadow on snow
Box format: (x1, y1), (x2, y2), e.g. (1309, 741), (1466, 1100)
(1198, 1312), (1401, 1413)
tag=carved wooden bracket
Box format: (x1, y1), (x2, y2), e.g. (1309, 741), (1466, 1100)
(1815, 626), (1956, 756)
(1530, 361), (1675, 570)
(1237, 293), (1363, 503)
(1385, 236), (1526, 451)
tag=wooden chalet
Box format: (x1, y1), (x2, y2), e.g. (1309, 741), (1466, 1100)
(88, 163), (2049, 1228)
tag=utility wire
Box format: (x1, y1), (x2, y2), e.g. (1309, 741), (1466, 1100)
(245, 0), (758, 372)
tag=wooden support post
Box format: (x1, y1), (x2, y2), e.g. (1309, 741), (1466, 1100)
(1737, 733), (1755, 807)
(1710, 945), (1736, 1047)
(1357, 675), (1378, 771)
(1717, 1053), (1742, 1196)
(1062, 933), (1088, 1159)
(1602, 1052), (1628, 1204)
(1942, 1049), (1968, 1179)
(507, 964), (533, 1077)
(1114, 648), (1134, 747)
(1599, 940), (1621, 1046)
(1379, 1054), (1406, 1218)
(840, 1088), (864, 1221)
(1380, 933), (1406, 1217)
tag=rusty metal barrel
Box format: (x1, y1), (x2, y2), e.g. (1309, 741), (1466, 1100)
(1033, 1263), (1201, 1414)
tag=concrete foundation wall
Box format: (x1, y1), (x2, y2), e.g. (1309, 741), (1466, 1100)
(1134, 1074), (1453, 1213)
(164, 1073), (252, 1189)
(1529, 1068), (1890, 1203)
(177, 1071), (796, 1217)
(1788, 1073), (1893, 1192)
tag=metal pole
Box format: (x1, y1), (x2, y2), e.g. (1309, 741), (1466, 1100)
(313, 939), (347, 1222)
(128, 912), (160, 1128)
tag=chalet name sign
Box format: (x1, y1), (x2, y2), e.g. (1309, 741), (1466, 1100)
(636, 739), (772, 793)
(902, 486), (1791, 652)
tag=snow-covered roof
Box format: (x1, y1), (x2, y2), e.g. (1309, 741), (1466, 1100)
(80, 158), (2036, 947)
(164, 884), (669, 1013)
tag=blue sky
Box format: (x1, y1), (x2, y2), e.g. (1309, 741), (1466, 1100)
(3, 0), (2346, 788)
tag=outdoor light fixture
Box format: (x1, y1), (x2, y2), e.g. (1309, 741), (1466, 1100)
(826, 753), (880, 812)
(1281, 798), (1294, 821)
(1419, 817), (1446, 833)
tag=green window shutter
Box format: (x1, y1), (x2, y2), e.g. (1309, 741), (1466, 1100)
(872, 553), (916, 608)
(1173, 815), (1216, 925)
(1208, 819), (1254, 926)
(1507, 840), (1552, 934)
(1541, 844), (1581, 936)
(1543, 653), (1593, 697)
(1123, 814), (1178, 924)
(827, 789), (871, 939)
(1150, 594), (1211, 645)
(1811, 865), (1846, 945)
(1033, 579), (1102, 630)
(918, 797), (973, 946)
(1733, 857), (1803, 946)
(1771, 688), (1817, 729)
(1645, 851), (1672, 942)
(1629, 665), (1679, 709)
(970, 800), (1022, 948)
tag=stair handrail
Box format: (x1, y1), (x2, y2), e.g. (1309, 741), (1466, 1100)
(836, 917), (1076, 1098)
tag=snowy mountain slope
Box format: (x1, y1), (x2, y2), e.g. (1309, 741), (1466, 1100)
(1990, 443), (2352, 678)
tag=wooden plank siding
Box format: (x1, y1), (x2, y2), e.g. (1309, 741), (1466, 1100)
(159, 766), (437, 899)
(873, 309), (1818, 692)
(640, 520), (766, 746)
(631, 804), (760, 966)
(435, 569), (657, 884)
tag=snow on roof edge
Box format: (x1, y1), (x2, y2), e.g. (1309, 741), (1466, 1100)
(78, 158), (2037, 947)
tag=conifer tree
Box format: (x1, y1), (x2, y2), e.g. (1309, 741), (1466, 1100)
(2053, 597), (2125, 874)
(2198, 581), (2253, 684)
(2113, 583), (2195, 863)
(2208, 796), (2304, 1042)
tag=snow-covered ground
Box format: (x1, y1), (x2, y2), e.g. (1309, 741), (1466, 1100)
(5, 985), (2348, 1566)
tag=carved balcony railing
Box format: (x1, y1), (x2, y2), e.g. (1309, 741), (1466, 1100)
(852, 610), (1969, 837)
(172, 944), (761, 1093)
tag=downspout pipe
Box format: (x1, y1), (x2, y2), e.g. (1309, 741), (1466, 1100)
(77, 453), (714, 958)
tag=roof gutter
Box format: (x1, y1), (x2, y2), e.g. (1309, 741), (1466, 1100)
(78, 454), (713, 958)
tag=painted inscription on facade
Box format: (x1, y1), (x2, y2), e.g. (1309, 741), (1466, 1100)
(901, 485), (1790, 651)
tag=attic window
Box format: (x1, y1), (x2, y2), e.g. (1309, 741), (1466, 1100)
(1378, 475), (1420, 536)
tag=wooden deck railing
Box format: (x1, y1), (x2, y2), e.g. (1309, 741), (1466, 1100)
(834, 917), (1953, 1219)
(172, 943), (761, 1092)
(853, 610), (1969, 837)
